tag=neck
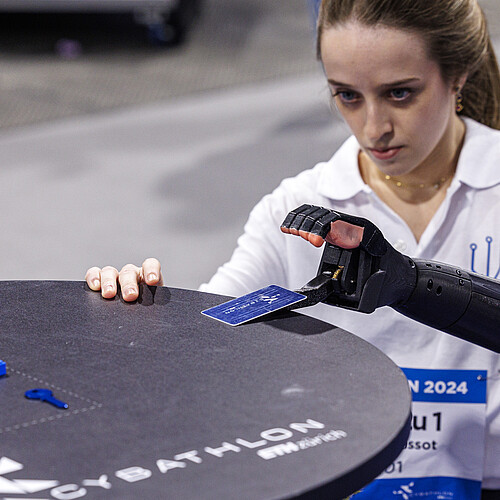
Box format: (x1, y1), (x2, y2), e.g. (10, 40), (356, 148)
(360, 116), (466, 204)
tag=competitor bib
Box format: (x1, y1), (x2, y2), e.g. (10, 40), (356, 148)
(351, 368), (487, 500)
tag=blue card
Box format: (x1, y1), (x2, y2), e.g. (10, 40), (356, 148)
(202, 285), (306, 326)
(0, 360), (5, 377)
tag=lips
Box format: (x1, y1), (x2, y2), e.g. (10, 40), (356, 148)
(368, 146), (403, 161)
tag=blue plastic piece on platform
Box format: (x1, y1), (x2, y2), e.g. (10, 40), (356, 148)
(0, 360), (6, 377)
(24, 388), (69, 409)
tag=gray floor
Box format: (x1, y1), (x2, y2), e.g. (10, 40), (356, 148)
(0, 1), (498, 290)
(0, 73), (350, 288)
(0, 1), (319, 130)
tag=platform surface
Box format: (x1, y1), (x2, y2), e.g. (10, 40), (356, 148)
(0, 281), (411, 499)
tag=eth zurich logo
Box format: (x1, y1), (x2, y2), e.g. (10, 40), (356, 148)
(470, 236), (500, 278)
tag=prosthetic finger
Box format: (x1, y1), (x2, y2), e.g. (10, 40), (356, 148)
(282, 205), (386, 256)
(281, 204), (343, 239)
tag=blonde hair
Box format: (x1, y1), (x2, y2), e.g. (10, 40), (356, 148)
(316, 0), (500, 129)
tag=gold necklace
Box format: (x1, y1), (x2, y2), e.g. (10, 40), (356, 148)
(359, 151), (456, 191)
(382, 173), (453, 190)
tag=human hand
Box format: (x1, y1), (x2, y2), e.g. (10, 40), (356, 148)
(85, 258), (163, 302)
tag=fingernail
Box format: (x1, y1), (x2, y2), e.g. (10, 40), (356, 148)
(147, 273), (157, 282)
(104, 283), (114, 292)
(92, 279), (100, 289)
(124, 287), (136, 297)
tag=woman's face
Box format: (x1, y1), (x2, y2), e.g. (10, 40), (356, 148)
(321, 22), (462, 177)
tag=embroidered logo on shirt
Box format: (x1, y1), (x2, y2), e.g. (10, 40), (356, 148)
(470, 236), (499, 278)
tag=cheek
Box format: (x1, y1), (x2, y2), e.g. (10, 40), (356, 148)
(336, 108), (363, 135)
(402, 94), (452, 153)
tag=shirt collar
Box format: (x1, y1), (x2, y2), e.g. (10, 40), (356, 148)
(455, 117), (500, 189)
(316, 118), (500, 200)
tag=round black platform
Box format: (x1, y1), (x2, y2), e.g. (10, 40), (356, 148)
(0, 281), (411, 499)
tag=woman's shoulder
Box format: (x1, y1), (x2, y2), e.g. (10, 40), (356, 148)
(456, 118), (500, 189)
(463, 117), (500, 147)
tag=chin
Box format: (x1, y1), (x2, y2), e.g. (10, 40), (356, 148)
(378, 164), (416, 177)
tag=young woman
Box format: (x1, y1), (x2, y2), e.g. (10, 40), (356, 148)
(86, 0), (500, 496)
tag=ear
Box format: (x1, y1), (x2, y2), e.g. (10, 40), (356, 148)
(454, 74), (468, 92)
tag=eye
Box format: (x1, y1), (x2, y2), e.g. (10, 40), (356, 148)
(332, 90), (360, 104)
(389, 88), (412, 101)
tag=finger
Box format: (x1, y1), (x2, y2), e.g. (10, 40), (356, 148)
(281, 205), (365, 249)
(280, 204), (312, 229)
(287, 222), (363, 249)
(281, 205), (332, 236)
(141, 258), (163, 286)
(306, 232), (326, 247)
(100, 266), (119, 299)
(295, 206), (331, 233)
(325, 220), (364, 249)
(85, 267), (102, 291)
(282, 225), (325, 247)
(281, 225), (303, 237)
(119, 264), (142, 302)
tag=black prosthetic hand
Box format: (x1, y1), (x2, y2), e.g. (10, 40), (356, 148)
(281, 204), (418, 312)
(282, 204), (500, 352)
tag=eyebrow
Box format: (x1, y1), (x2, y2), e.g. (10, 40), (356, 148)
(327, 77), (421, 88)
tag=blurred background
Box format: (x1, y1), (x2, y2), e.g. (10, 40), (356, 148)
(0, 0), (498, 289)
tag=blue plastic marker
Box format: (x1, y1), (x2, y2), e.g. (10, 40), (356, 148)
(0, 360), (6, 377)
(25, 389), (69, 409)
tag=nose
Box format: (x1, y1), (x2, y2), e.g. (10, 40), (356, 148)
(364, 101), (393, 144)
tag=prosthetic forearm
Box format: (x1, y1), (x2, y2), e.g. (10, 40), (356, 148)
(393, 260), (500, 353)
(282, 205), (500, 353)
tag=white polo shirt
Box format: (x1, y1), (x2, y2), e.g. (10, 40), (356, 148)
(200, 118), (500, 487)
